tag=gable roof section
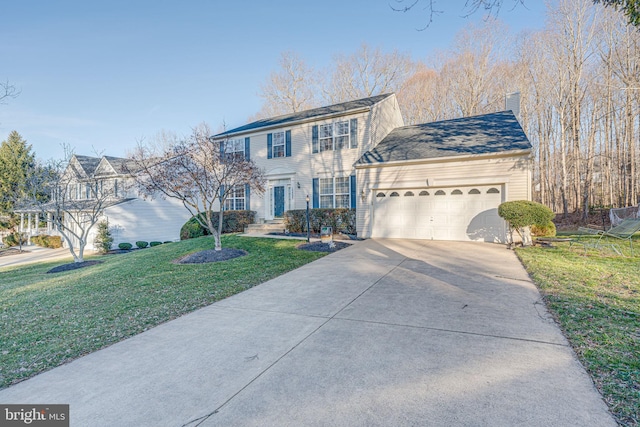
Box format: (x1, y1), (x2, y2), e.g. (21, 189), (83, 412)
(72, 155), (102, 177)
(214, 93), (393, 138)
(356, 111), (531, 165)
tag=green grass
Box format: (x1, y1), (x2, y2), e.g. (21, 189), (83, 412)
(0, 235), (325, 389)
(517, 240), (639, 427)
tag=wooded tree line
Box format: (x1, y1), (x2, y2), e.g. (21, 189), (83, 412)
(255, 0), (640, 218)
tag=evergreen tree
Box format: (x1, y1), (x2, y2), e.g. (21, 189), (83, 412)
(0, 131), (36, 216)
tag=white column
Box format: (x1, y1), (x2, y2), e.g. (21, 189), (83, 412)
(27, 213), (32, 245)
(47, 213), (52, 234)
(20, 213), (24, 232)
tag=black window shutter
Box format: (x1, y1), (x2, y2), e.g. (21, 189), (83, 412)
(285, 130), (292, 157)
(312, 178), (319, 209)
(350, 118), (358, 148)
(312, 125), (318, 153)
(267, 133), (273, 159)
(350, 175), (356, 208)
(245, 184), (250, 210)
(219, 141), (225, 162)
(245, 137), (250, 160)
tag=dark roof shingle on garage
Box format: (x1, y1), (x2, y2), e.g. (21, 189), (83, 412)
(214, 93), (393, 137)
(356, 111), (531, 165)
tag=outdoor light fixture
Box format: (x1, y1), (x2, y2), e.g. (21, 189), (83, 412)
(297, 182), (301, 189)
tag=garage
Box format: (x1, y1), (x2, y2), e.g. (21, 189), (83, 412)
(371, 185), (505, 241)
(355, 111), (532, 243)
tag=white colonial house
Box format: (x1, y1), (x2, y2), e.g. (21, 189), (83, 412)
(212, 93), (532, 243)
(18, 154), (192, 249)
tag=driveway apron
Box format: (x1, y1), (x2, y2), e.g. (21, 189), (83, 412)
(0, 239), (615, 426)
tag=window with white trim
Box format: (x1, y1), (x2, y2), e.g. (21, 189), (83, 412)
(319, 124), (333, 152)
(224, 185), (245, 211)
(335, 121), (349, 149)
(319, 177), (350, 208)
(224, 139), (245, 160)
(272, 132), (285, 158)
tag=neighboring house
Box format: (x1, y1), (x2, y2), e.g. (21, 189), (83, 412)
(17, 154), (192, 249)
(213, 93), (532, 243)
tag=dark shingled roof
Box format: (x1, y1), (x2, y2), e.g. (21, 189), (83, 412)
(215, 93), (393, 137)
(357, 111), (531, 165)
(73, 155), (102, 176)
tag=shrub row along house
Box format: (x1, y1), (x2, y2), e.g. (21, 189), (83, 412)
(17, 93), (531, 249)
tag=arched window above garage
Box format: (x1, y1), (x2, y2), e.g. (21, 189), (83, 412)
(390, 192), (400, 197)
(376, 192), (386, 198)
(419, 190), (429, 196)
(469, 189), (481, 194)
(404, 191), (414, 196)
(487, 188), (500, 194)
(435, 190), (446, 196)
(451, 189), (463, 195)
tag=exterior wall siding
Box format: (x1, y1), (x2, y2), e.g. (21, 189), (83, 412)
(102, 197), (193, 247)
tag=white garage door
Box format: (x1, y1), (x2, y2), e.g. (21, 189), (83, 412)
(372, 185), (505, 242)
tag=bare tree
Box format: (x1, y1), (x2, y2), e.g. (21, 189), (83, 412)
(322, 44), (415, 104)
(390, 0), (526, 29)
(29, 148), (126, 263)
(253, 52), (319, 119)
(129, 123), (265, 251)
(0, 80), (19, 104)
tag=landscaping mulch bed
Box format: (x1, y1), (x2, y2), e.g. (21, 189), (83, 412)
(297, 241), (351, 252)
(173, 248), (247, 264)
(47, 260), (104, 274)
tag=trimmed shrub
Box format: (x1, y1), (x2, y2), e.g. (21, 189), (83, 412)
(135, 241), (149, 249)
(180, 211), (256, 240)
(163, 241), (172, 244)
(4, 232), (27, 247)
(28, 234), (62, 249)
(150, 241), (162, 247)
(118, 242), (133, 250)
(498, 201), (555, 246)
(284, 208), (356, 235)
(531, 221), (557, 237)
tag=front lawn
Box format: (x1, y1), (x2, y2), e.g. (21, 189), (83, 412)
(517, 242), (639, 427)
(0, 235), (325, 389)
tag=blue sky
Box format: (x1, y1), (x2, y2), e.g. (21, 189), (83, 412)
(0, 1), (547, 161)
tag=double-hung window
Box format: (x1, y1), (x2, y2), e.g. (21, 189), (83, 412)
(224, 185), (245, 211)
(319, 124), (333, 152)
(224, 139), (245, 161)
(318, 177), (351, 208)
(312, 118), (358, 153)
(272, 132), (285, 158)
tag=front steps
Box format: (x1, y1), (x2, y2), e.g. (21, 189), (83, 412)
(244, 219), (285, 234)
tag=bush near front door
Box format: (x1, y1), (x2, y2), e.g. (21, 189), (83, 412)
(284, 208), (356, 235)
(180, 210), (256, 240)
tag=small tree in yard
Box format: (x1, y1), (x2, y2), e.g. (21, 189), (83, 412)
(498, 200), (555, 248)
(94, 220), (113, 254)
(129, 123), (265, 251)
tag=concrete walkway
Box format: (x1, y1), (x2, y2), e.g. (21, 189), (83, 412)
(0, 246), (72, 268)
(0, 239), (615, 426)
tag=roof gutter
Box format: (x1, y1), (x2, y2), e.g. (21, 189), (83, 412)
(355, 148), (532, 169)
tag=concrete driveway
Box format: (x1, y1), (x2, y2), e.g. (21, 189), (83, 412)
(0, 246), (72, 268)
(0, 239), (615, 426)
